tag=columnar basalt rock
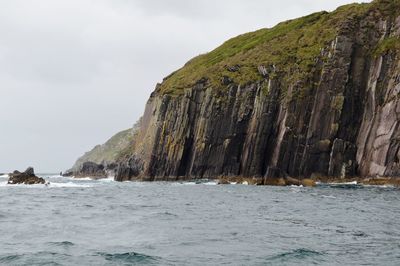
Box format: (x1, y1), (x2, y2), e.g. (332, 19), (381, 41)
(71, 0), (400, 183)
(115, 156), (143, 181)
(119, 1), (400, 181)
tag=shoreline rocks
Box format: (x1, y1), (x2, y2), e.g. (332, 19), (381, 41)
(216, 175), (399, 187)
(70, 161), (109, 179)
(61, 170), (73, 177)
(216, 176), (317, 187)
(7, 167), (46, 185)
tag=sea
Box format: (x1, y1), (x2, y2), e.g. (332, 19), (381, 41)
(0, 174), (399, 266)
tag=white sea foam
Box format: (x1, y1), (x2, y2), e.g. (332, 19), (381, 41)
(66, 176), (115, 182)
(329, 181), (358, 185)
(47, 175), (63, 178)
(0, 181), (92, 188)
(49, 182), (92, 188)
(178, 182), (197, 186)
(173, 181), (218, 186)
(97, 177), (115, 182)
(72, 177), (92, 181)
(362, 184), (394, 188)
(0, 174), (9, 178)
(322, 195), (337, 199)
(0, 182), (48, 188)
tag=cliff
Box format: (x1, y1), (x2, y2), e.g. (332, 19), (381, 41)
(69, 120), (141, 174)
(75, 0), (400, 182)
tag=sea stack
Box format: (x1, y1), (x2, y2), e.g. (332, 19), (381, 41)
(7, 167), (46, 185)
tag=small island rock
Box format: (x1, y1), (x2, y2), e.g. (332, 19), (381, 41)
(8, 167), (46, 185)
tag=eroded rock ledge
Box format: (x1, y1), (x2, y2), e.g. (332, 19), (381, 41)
(70, 161), (116, 179)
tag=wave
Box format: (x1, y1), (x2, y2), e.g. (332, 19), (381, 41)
(328, 181), (358, 185)
(172, 182), (196, 186)
(0, 181), (45, 188)
(0, 254), (22, 263)
(0, 174), (9, 178)
(41, 174), (63, 178)
(319, 181), (399, 189)
(97, 177), (115, 182)
(48, 182), (92, 188)
(0, 251), (70, 265)
(69, 177), (91, 181)
(322, 195), (337, 199)
(97, 251), (160, 264)
(290, 185), (304, 188)
(66, 176), (115, 182)
(325, 182), (398, 190)
(0, 181), (92, 188)
(203, 181), (217, 185)
(48, 241), (75, 247)
(173, 180), (217, 186)
(265, 248), (324, 264)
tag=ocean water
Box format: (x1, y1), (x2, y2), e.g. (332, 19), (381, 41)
(0, 174), (399, 266)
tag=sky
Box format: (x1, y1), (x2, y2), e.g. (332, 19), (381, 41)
(0, 0), (369, 173)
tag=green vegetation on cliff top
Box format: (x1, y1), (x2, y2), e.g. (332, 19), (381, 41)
(157, 0), (399, 95)
(374, 36), (400, 56)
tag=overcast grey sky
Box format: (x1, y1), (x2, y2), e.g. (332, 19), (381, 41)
(0, 0), (369, 173)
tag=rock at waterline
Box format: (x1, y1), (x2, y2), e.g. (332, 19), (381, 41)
(74, 161), (107, 179)
(24, 167), (35, 176)
(7, 167), (47, 185)
(61, 170), (73, 177)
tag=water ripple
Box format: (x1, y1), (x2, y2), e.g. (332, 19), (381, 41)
(97, 251), (160, 265)
(265, 248), (324, 264)
(0, 175), (399, 265)
(48, 241), (75, 247)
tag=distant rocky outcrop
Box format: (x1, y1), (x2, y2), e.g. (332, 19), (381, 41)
(69, 123), (140, 172)
(66, 120), (142, 179)
(61, 170), (73, 177)
(73, 162), (107, 179)
(8, 167), (46, 185)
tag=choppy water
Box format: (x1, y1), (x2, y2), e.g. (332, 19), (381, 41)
(0, 174), (399, 265)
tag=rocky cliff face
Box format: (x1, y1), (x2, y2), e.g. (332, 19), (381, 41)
(69, 121), (141, 174)
(76, 0), (400, 182)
